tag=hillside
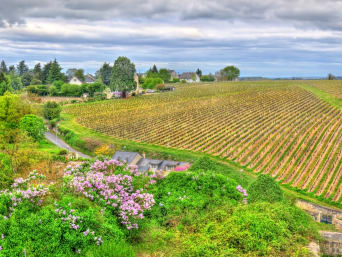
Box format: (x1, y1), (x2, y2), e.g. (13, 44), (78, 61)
(64, 80), (342, 203)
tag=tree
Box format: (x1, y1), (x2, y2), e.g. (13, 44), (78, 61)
(21, 72), (33, 87)
(42, 61), (52, 84)
(75, 69), (85, 82)
(61, 83), (81, 97)
(30, 78), (42, 85)
(196, 68), (202, 77)
(8, 65), (15, 73)
(43, 101), (61, 120)
(96, 63), (112, 86)
(221, 66), (240, 81)
(19, 114), (46, 141)
(0, 60), (8, 73)
(110, 56), (136, 96)
(8, 72), (22, 91)
(17, 60), (29, 76)
(47, 59), (64, 84)
(142, 77), (163, 89)
(66, 68), (77, 80)
(200, 74), (215, 82)
(151, 64), (158, 73)
(0, 93), (31, 127)
(158, 69), (171, 83)
(328, 73), (336, 80)
(0, 72), (11, 96)
(33, 63), (43, 82)
(86, 82), (105, 97)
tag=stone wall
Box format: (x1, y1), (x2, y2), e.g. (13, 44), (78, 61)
(320, 231), (342, 256)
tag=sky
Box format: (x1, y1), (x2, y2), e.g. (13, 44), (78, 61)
(0, 0), (342, 77)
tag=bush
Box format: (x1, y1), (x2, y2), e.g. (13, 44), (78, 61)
(248, 174), (283, 203)
(58, 149), (68, 155)
(142, 78), (163, 89)
(84, 138), (102, 152)
(19, 114), (46, 141)
(43, 101), (62, 120)
(0, 153), (13, 188)
(200, 75), (215, 82)
(61, 83), (81, 97)
(30, 78), (42, 85)
(85, 240), (136, 257)
(180, 79), (187, 83)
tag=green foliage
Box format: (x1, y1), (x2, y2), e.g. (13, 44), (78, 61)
(49, 85), (58, 96)
(52, 80), (64, 91)
(16, 60), (29, 76)
(0, 72), (11, 96)
(19, 114), (46, 141)
(0, 195), (126, 256)
(21, 72), (33, 87)
(0, 60), (7, 73)
(151, 64), (158, 73)
(0, 153), (13, 188)
(158, 69), (171, 83)
(248, 174), (283, 203)
(150, 172), (242, 223)
(61, 83), (81, 96)
(30, 78), (42, 85)
(85, 241), (136, 257)
(0, 93), (31, 127)
(43, 101), (62, 120)
(196, 68), (202, 77)
(200, 74), (215, 82)
(86, 82), (105, 97)
(110, 56), (136, 93)
(142, 77), (163, 89)
(47, 59), (64, 84)
(33, 63), (43, 82)
(222, 65), (240, 81)
(96, 63), (112, 86)
(75, 69), (85, 82)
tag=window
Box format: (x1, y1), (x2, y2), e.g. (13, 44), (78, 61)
(320, 214), (333, 224)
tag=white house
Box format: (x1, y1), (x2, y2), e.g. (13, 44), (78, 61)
(69, 76), (83, 85)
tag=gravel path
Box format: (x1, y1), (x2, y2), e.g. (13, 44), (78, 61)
(44, 132), (91, 159)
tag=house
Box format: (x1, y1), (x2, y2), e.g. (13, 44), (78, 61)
(84, 74), (96, 84)
(69, 76), (83, 85)
(179, 72), (200, 83)
(167, 70), (179, 80)
(111, 151), (190, 172)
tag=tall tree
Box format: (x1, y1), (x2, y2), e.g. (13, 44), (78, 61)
(158, 68), (171, 83)
(96, 63), (112, 86)
(8, 65), (15, 73)
(21, 72), (33, 87)
(47, 59), (64, 84)
(110, 56), (136, 96)
(151, 64), (158, 73)
(0, 72), (11, 96)
(33, 63), (43, 82)
(66, 68), (77, 80)
(221, 66), (240, 81)
(0, 60), (8, 73)
(196, 68), (202, 77)
(17, 60), (29, 76)
(42, 62), (52, 84)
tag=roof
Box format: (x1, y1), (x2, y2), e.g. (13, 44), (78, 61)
(112, 151), (141, 164)
(179, 72), (196, 80)
(69, 76), (82, 83)
(85, 74), (96, 83)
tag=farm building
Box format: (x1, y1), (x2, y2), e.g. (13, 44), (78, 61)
(111, 151), (190, 172)
(168, 70), (179, 80)
(179, 72), (200, 83)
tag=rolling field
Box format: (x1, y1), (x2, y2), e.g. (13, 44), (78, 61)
(64, 80), (342, 202)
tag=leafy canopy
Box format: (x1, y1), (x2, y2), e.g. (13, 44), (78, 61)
(19, 114), (46, 141)
(248, 174), (283, 203)
(110, 56), (136, 93)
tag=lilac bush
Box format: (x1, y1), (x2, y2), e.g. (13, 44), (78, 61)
(64, 159), (160, 229)
(236, 185), (248, 204)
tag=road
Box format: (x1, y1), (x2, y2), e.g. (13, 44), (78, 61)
(44, 132), (91, 159)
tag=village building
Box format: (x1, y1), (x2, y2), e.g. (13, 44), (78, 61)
(69, 76), (83, 85)
(179, 72), (200, 83)
(69, 74), (96, 85)
(112, 151), (190, 172)
(84, 74), (96, 83)
(167, 70), (179, 80)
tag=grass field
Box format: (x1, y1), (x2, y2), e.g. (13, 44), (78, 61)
(63, 80), (342, 203)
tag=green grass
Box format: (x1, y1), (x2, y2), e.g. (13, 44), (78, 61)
(299, 83), (342, 109)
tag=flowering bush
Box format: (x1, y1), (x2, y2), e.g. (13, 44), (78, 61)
(236, 185), (248, 204)
(64, 159), (159, 229)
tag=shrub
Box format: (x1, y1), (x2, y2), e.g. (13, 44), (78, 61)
(142, 78), (163, 89)
(19, 114), (46, 141)
(180, 79), (187, 83)
(58, 149), (68, 155)
(94, 145), (114, 156)
(84, 138), (102, 152)
(85, 240), (136, 257)
(43, 101), (61, 120)
(0, 153), (13, 188)
(61, 83), (81, 97)
(30, 78), (42, 85)
(248, 174), (283, 203)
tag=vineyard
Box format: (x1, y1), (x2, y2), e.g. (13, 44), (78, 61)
(64, 80), (342, 203)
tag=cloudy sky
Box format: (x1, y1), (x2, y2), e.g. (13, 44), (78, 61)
(1, 0), (342, 77)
